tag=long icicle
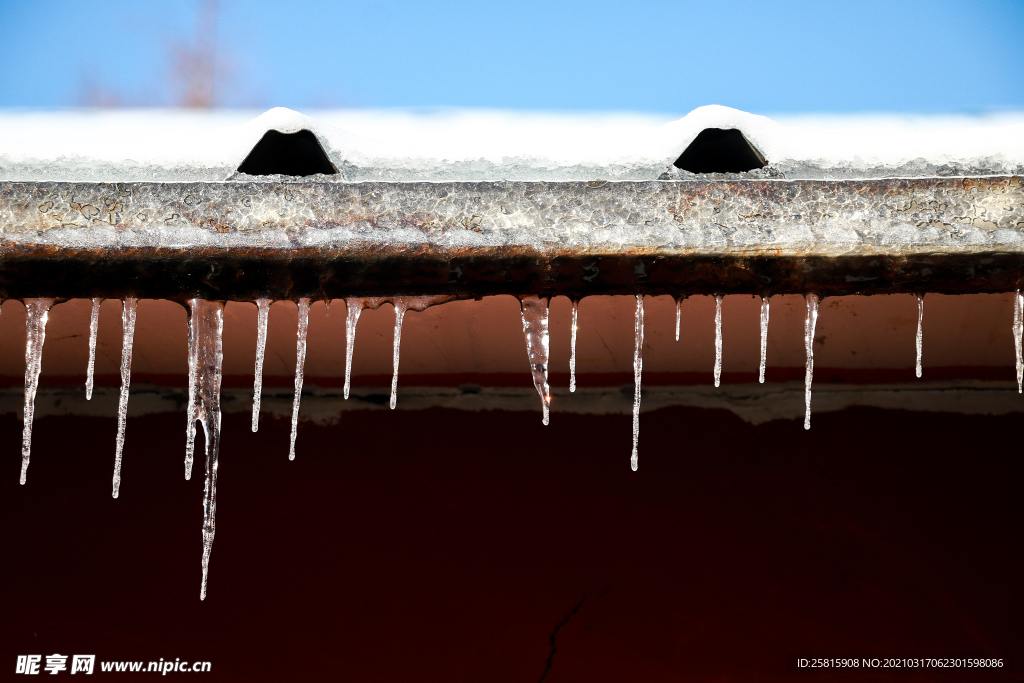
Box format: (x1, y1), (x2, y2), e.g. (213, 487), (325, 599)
(759, 296), (770, 384)
(252, 298), (271, 432)
(713, 294), (723, 387)
(804, 293), (820, 430)
(85, 297), (101, 400)
(675, 296), (681, 342)
(185, 300), (226, 601)
(20, 298), (54, 485)
(111, 297), (138, 499)
(184, 300), (200, 480)
(1015, 290), (1023, 393)
(289, 298), (311, 461)
(631, 294), (644, 472)
(390, 301), (408, 410)
(569, 299), (578, 393)
(915, 294), (925, 378)
(519, 295), (552, 425)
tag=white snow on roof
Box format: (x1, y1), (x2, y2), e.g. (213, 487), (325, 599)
(0, 105), (1021, 182)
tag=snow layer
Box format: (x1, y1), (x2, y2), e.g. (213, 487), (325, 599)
(0, 105), (1021, 182)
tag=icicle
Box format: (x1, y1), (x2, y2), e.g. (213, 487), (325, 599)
(759, 296), (770, 384)
(675, 296), (681, 342)
(519, 295), (552, 425)
(85, 297), (101, 400)
(344, 299), (364, 400)
(289, 298), (311, 461)
(20, 298), (54, 485)
(390, 301), (408, 410)
(803, 294), (820, 430)
(340, 297), (389, 400)
(631, 294), (644, 472)
(1015, 290), (1023, 393)
(915, 294), (924, 379)
(569, 298), (578, 393)
(388, 296), (450, 409)
(179, 300), (227, 600)
(111, 297), (138, 499)
(252, 298), (271, 432)
(713, 294), (723, 388)
(184, 304), (199, 481)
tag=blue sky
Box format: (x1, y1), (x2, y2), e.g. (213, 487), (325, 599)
(1, 0), (1021, 114)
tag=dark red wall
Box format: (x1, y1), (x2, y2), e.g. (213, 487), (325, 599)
(2, 405), (1021, 681)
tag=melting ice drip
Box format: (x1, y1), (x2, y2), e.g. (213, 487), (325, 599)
(631, 294), (644, 472)
(1015, 291), (1024, 394)
(182, 299), (225, 600)
(111, 297), (138, 499)
(915, 294), (924, 379)
(759, 296), (770, 383)
(20, 298), (54, 485)
(85, 297), (101, 400)
(252, 298), (271, 432)
(713, 294), (723, 387)
(289, 298), (311, 461)
(569, 299), (579, 393)
(519, 295), (552, 425)
(803, 294), (820, 430)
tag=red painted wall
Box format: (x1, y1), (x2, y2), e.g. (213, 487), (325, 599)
(2, 405), (1020, 681)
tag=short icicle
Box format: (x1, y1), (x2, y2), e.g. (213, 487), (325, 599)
(343, 297), (390, 400)
(759, 296), (770, 384)
(1014, 290), (1023, 393)
(569, 299), (579, 393)
(631, 294), (644, 472)
(915, 294), (924, 378)
(803, 294), (820, 430)
(289, 298), (311, 461)
(111, 297), (138, 499)
(675, 296), (681, 342)
(251, 298), (271, 432)
(388, 296), (451, 409)
(85, 297), (101, 400)
(390, 301), (408, 410)
(182, 300), (226, 601)
(519, 295), (552, 425)
(713, 294), (723, 387)
(20, 298), (54, 485)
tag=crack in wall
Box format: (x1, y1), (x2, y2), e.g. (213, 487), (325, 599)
(538, 596), (586, 683)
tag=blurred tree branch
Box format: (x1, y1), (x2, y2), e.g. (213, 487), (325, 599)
(172, 0), (218, 107)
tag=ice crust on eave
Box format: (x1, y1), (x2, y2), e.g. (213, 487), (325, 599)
(0, 105), (1022, 182)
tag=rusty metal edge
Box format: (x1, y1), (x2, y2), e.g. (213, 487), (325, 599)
(1, 178), (1021, 299)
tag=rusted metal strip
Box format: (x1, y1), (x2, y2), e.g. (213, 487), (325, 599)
(1, 177), (1021, 299)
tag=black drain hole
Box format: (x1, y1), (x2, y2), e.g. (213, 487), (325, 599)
(673, 128), (766, 174)
(237, 129), (338, 177)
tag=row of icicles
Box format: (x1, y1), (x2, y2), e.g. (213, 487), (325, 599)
(14, 291), (1020, 598)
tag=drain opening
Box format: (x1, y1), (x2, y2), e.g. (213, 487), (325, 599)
(237, 129), (338, 177)
(673, 128), (766, 174)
